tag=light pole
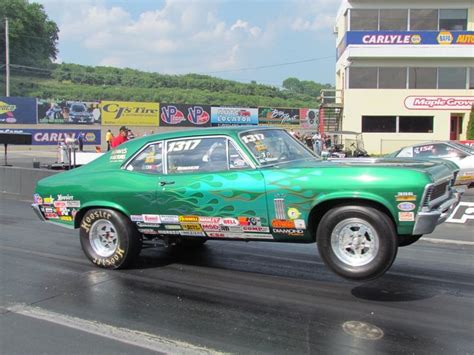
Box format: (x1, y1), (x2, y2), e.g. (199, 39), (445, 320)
(5, 17), (10, 97)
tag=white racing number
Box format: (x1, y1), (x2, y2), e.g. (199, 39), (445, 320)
(242, 134), (265, 144)
(168, 139), (201, 153)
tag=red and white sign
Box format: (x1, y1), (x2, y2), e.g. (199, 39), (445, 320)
(404, 96), (474, 110)
(459, 140), (474, 148)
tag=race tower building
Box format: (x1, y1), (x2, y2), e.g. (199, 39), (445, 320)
(335, 0), (474, 154)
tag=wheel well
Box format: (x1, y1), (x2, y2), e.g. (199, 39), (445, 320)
(74, 206), (128, 228)
(307, 198), (395, 242)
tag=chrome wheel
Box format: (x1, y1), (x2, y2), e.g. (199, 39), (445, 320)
(330, 218), (379, 267)
(89, 220), (119, 258)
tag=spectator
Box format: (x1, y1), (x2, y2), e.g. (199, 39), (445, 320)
(105, 129), (114, 151)
(128, 130), (136, 139)
(111, 126), (129, 148)
(76, 132), (85, 152)
(312, 132), (322, 156)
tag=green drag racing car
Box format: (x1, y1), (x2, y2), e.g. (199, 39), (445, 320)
(32, 127), (461, 281)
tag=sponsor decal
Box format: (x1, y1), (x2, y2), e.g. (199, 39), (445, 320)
(272, 228), (305, 236)
(179, 231), (206, 237)
(271, 219), (295, 229)
(220, 217), (240, 226)
(201, 223), (222, 232)
(160, 215), (180, 224)
(130, 215), (144, 222)
(0, 97), (37, 124)
(159, 230), (181, 235)
(54, 201), (67, 208)
(100, 101), (159, 126)
(437, 31), (453, 45)
(206, 232), (273, 239)
(395, 192), (417, 202)
(60, 216), (73, 221)
(43, 196), (54, 204)
(294, 219), (306, 229)
(404, 96), (474, 111)
(65, 201), (80, 208)
(138, 229), (160, 235)
(42, 207), (54, 213)
(33, 194), (43, 204)
(199, 216), (222, 224)
(238, 217), (261, 226)
(220, 226), (243, 232)
(143, 214), (161, 223)
(242, 226), (270, 233)
(164, 224), (182, 230)
(181, 223), (203, 231)
(179, 215), (199, 223)
(110, 148), (128, 162)
(398, 202), (416, 212)
(398, 212), (415, 222)
(210, 107), (258, 126)
(160, 104), (211, 127)
(44, 212), (59, 219)
(287, 208), (301, 220)
(136, 222), (161, 228)
(446, 202), (474, 224)
(57, 194), (74, 201)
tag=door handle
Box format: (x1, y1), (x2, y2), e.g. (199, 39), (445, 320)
(159, 180), (175, 187)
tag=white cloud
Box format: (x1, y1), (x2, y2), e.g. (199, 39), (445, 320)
(288, 0), (337, 32)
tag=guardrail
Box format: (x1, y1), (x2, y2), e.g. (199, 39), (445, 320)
(0, 166), (59, 201)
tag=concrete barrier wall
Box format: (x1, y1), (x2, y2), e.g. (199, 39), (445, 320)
(0, 166), (59, 201)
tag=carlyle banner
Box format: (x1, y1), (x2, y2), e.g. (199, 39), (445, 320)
(258, 107), (300, 126)
(160, 104), (211, 127)
(101, 101), (159, 126)
(0, 97), (37, 124)
(0, 128), (101, 145)
(210, 107), (258, 126)
(37, 100), (101, 125)
(299, 108), (319, 129)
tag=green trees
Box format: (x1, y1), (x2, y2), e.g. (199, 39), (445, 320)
(283, 77), (332, 98)
(467, 106), (474, 140)
(0, 0), (59, 67)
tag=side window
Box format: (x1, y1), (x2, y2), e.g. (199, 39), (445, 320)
(397, 147), (413, 158)
(167, 137), (229, 174)
(126, 142), (163, 174)
(229, 142), (250, 170)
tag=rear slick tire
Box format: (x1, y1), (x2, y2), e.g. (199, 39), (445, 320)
(316, 205), (398, 281)
(79, 208), (142, 269)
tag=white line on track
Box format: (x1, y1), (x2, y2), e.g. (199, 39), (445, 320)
(420, 237), (474, 246)
(5, 304), (224, 355)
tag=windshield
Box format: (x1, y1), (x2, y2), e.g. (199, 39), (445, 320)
(239, 129), (317, 166)
(71, 104), (86, 112)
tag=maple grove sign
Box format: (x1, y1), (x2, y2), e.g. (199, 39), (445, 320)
(404, 96), (474, 110)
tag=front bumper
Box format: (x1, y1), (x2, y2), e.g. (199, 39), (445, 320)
(412, 191), (461, 235)
(31, 203), (46, 222)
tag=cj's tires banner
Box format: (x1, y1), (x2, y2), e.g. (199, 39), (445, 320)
(258, 107), (300, 126)
(101, 101), (159, 126)
(0, 128), (101, 145)
(211, 107), (258, 126)
(38, 100), (101, 125)
(0, 97), (37, 124)
(160, 104), (211, 127)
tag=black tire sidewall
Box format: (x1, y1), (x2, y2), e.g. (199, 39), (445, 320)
(79, 209), (140, 269)
(317, 205), (398, 281)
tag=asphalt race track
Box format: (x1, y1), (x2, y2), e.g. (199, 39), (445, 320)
(1, 197), (473, 354)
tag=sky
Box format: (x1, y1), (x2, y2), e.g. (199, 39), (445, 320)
(33, 0), (340, 87)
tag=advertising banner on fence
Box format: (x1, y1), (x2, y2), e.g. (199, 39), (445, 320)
(160, 104), (211, 127)
(0, 97), (37, 124)
(101, 101), (159, 126)
(210, 107), (258, 126)
(0, 128), (101, 145)
(258, 107), (300, 126)
(37, 100), (101, 124)
(299, 108), (319, 129)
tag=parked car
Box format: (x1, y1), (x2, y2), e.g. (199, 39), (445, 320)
(68, 102), (94, 124)
(387, 141), (474, 187)
(32, 127), (460, 281)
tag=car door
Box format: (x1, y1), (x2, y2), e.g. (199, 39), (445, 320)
(156, 135), (270, 239)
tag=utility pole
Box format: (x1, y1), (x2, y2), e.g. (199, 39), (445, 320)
(5, 17), (10, 97)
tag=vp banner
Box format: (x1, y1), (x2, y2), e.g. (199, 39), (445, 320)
(258, 107), (300, 126)
(0, 128), (101, 145)
(160, 104), (211, 127)
(211, 107), (258, 126)
(38, 100), (101, 125)
(0, 97), (37, 124)
(101, 101), (159, 126)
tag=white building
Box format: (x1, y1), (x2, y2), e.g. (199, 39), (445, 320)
(335, 0), (474, 154)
